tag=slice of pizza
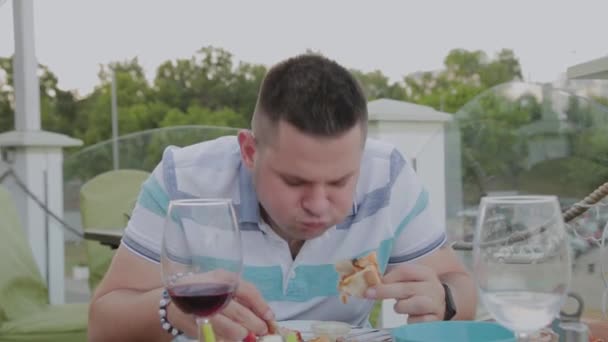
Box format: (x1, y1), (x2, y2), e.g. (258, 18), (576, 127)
(335, 251), (382, 304)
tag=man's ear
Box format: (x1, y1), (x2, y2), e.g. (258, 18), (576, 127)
(238, 130), (256, 170)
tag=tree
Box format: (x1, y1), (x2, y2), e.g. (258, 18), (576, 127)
(455, 88), (534, 200)
(564, 96), (608, 193)
(153, 46), (263, 125)
(160, 105), (247, 128)
(402, 49), (523, 113)
(0, 57), (80, 137)
(350, 69), (405, 101)
(593, 96), (608, 107)
(0, 58), (14, 132)
(77, 58), (153, 145)
(453, 83), (608, 205)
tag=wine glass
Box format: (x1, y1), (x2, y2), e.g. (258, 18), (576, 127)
(598, 206), (608, 318)
(161, 199), (243, 342)
(473, 195), (571, 341)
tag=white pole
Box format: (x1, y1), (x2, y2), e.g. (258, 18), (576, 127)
(12, 0), (40, 131)
(111, 70), (119, 170)
(11, 0), (66, 304)
(11, 0), (46, 274)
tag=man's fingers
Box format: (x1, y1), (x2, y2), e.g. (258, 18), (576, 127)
(210, 313), (249, 341)
(366, 281), (428, 300)
(383, 264), (436, 283)
(221, 300), (269, 336)
(407, 313), (439, 324)
(393, 295), (437, 316)
(235, 281), (275, 321)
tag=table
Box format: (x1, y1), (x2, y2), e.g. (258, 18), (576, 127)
(83, 229), (123, 249)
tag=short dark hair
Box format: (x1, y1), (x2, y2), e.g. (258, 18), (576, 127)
(254, 54), (367, 137)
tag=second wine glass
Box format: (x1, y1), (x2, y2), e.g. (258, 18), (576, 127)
(161, 199), (243, 342)
(473, 195), (571, 341)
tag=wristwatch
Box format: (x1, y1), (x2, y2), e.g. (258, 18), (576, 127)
(442, 283), (457, 320)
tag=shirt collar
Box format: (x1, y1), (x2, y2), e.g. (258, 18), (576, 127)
(237, 163), (260, 224)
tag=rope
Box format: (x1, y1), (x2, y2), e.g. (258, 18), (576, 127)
(0, 168), (84, 238)
(563, 182), (608, 223)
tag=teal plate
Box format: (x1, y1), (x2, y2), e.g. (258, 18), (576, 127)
(391, 321), (515, 342)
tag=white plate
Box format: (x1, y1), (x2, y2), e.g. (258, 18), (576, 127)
(276, 320), (318, 339)
(178, 320), (383, 342)
(277, 320), (382, 341)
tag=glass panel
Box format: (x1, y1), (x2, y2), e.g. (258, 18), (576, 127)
(445, 82), (608, 318)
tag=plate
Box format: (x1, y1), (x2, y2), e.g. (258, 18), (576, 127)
(391, 321), (515, 342)
(277, 320), (377, 340)
(277, 320), (318, 339)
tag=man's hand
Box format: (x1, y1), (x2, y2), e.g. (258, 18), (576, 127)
(172, 280), (275, 340)
(365, 263), (445, 323)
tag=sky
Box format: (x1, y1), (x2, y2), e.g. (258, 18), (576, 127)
(1, 0), (607, 97)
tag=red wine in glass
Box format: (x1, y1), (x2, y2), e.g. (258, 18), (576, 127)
(168, 283), (235, 317)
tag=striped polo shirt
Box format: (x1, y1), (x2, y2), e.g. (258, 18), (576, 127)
(123, 135), (446, 327)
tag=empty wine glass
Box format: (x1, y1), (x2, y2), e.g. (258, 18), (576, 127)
(598, 212), (608, 318)
(473, 195), (571, 341)
(161, 199), (243, 342)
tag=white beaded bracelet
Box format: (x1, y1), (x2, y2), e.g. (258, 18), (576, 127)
(159, 289), (184, 337)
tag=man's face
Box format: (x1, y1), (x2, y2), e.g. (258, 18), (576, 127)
(239, 120), (364, 242)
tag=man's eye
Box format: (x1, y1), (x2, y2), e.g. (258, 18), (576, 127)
(330, 179), (348, 187)
(284, 179), (304, 186)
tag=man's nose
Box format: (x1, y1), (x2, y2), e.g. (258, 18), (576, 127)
(302, 185), (329, 216)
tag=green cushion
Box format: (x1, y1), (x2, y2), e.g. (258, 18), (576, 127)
(0, 187), (48, 322)
(80, 169), (150, 290)
(0, 303), (88, 342)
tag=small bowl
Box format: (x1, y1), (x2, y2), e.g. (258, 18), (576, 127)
(391, 321), (515, 342)
(311, 321), (351, 342)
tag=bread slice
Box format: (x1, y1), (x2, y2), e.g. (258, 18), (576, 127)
(335, 251), (382, 303)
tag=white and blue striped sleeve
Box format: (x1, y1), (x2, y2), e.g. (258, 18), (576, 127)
(387, 150), (446, 265)
(121, 151), (173, 264)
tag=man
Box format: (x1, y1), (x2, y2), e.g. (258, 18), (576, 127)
(88, 54), (476, 341)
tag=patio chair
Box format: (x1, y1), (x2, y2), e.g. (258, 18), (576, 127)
(80, 169), (150, 291)
(0, 185), (88, 342)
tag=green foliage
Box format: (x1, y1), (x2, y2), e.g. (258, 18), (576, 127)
(153, 47), (265, 123)
(0, 46), (526, 146)
(0, 57), (14, 132)
(350, 69), (406, 100)
(160, 105), (247, 128)
(454, 88), (534, 200)
(62, 126), (239, 182)
(401, 49), (523, 113)
(452, 84), (608, 206)
(2, 46), (606, 198)
(0, 57), (82, 137)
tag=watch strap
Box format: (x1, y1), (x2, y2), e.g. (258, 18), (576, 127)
(442, 283), (457, 320)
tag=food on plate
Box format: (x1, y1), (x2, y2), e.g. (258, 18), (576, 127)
(335, 251), (382, 303)
(308, 337), (331, 342)
(264, 321), (304, 342)
(243, 332), (258, 342)
(256, 321), (352, 342)
(311, 321), (351, 342)
(258, 335), (283, 342)
(529, 328), (558, 342)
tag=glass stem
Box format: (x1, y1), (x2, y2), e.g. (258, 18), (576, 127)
(196, 317), (215, 342)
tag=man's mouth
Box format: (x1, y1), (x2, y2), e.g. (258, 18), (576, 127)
(301, 221), (327, 230)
